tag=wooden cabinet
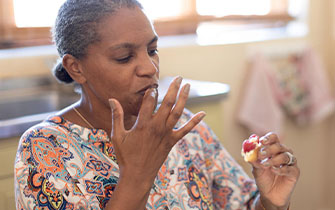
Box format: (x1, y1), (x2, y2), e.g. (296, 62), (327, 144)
(187, 100), (225, 140)
(0, 136), (20, 210)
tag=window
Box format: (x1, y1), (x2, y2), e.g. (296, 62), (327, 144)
(0, 0), (301, 49)
(14, 0), (65, 27)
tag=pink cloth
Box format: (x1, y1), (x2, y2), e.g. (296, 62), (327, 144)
(237, 54), (283, 135)
(297, 49), (335, 123)
(237, 49), (335, 135)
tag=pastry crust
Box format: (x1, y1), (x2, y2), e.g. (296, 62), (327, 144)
(242, 146), (260, 162)
(241, 134), (261, 162)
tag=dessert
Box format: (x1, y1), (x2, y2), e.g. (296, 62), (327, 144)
(241, 134), (261, 162)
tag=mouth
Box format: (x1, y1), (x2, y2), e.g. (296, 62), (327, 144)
(137, 83), (159, 96)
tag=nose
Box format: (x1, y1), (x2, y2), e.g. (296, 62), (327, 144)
(135, 53), (159, 77)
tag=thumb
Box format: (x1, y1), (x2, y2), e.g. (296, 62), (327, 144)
(109, 98), (125, 141)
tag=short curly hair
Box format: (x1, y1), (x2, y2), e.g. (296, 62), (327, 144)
(52, 0), (142, 84)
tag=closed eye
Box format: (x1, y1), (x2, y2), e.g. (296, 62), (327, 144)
(116, 55), (133, 63)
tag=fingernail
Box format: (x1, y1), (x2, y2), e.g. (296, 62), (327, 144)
(109, 99), (115, 109)
(263, 162), (270, 167)
(260, 149), (267, 156)
(260, 136), (269, 144)
(184, 83), (190, 94)
(176, 76), (183, 85)
(261, 158), (270, 167)
(272, 166), (279, 170)
(198, 112), (206, 121)
(151, 88), (157, 98)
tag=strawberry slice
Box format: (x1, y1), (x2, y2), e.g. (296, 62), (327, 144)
(242, 140), (256, 153)
(242, 134), (259, 153)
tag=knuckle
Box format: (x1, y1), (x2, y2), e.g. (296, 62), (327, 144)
(266, 132), (278, 141)
(179, 129), (190, 138)
(112, 111), (119, 119)
(136, 121), (146, 130)
(277, 143), (285, 151)
(172, 110), (182, 119)
(163, 98), (175, 108)
(272, 142), (281, 151)
(288, 148), (294, 154)
(159, 139), (174, 153)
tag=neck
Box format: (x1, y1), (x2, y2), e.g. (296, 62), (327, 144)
(77, 93), (137, 134)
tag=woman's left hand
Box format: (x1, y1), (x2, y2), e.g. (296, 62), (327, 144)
(249, 132), (300, 209)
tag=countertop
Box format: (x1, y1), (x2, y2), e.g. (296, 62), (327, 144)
(0, 77), (229, 139)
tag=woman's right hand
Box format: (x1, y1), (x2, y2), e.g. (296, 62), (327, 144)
(108, 76), (205, 188)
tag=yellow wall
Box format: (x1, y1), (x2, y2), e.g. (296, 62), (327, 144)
(159, 40), (334, 210)
(158, 1), (335, 209)
(1, 0), (335, 209)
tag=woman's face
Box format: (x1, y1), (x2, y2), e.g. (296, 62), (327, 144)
(79, 6), (159, 117)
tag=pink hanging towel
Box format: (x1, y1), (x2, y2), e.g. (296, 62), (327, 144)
(237, 54), (283, 136)
(297, 49), (335, 123)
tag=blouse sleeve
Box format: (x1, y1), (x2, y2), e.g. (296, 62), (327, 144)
(196, 121), (259, 210)
(14, 126), (83, 210)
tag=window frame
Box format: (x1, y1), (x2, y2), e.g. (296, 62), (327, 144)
(0, 0), (52, 48)
(0, 0), (294, 49)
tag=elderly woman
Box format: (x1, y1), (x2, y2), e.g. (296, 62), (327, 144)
(14, 0), (299, 209)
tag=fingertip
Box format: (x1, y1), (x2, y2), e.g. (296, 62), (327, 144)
(109, 98), (116, 110)
(183, 83), (190, 94)
(197, 111), (206, 121)
(175, 76), (183, 85)
(266, 132), (279, 140)
(139, 88), (158, 119)
(152, 88), (158, 99)
(144, 87), (158, 100)
(260, 132), (279, 145)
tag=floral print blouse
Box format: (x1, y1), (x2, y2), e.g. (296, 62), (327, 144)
(15, 109), (258, 210)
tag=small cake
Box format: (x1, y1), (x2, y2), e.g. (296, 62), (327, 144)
(241, 134), (261, 162)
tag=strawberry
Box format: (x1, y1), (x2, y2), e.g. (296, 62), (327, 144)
(242, 134), (259, 153)
(242, 140), (256, 153)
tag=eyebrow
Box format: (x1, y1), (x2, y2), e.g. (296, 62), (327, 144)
(148, 35), (158, 46)
(109, 35), (159, 51)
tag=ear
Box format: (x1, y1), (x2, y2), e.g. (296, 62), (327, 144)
(62, 54), (87, 84)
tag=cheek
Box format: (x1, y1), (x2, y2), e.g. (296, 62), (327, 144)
(152, 55), (160, 75)
(154, 55), (159, 67)
(105, 81), (128, 97)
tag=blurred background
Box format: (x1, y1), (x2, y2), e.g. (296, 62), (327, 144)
(0, 0), (334, 209)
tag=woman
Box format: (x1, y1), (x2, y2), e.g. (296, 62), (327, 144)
(14, 0), (300, 209)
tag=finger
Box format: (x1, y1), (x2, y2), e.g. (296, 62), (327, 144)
(109, 99), (125, 139)
(166, 83), (190, 130)
(259, 132), (280, 146)
(248, 160), (265, 170)
(137, 88), (158, 122)
(156, 76), (183, 121)
(271, 164), (300, 177)
(258, 143), (292, 160)
(261, 152), (294, 168)
(172, 112), (206, 141)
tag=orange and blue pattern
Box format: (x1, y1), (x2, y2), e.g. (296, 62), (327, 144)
(15, 110), (258, 209)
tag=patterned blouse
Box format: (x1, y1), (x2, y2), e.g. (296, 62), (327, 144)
(15, 109), (258, 210)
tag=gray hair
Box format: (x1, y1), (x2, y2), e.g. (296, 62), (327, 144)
(52, 0), (142, 84)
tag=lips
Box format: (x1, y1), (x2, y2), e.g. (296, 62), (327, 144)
(137, 83), (159, 95)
